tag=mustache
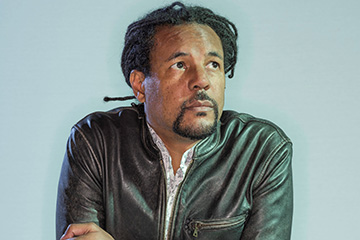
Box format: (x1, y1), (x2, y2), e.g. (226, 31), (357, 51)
(194, 91), (213, 101)
(182, 91), (218, 109)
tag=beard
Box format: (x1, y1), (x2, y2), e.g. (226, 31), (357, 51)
(172, 91), (219, 140)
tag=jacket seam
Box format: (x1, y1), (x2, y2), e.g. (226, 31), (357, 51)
(254, 140), (288, 188)
(73, 125), (103, 179)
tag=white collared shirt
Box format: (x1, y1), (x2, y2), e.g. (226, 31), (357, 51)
(147, 123), (194, 239)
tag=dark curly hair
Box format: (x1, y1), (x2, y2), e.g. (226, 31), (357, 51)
(121, 1), (238, 87)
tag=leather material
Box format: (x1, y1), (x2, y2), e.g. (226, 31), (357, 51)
(56, 104), (293, 239)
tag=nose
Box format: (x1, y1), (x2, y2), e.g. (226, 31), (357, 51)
(188, 66), (210, 91)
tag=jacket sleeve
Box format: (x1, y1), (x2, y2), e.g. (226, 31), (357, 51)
(241, 141), (293, 240)
(56, 126), (105, 240)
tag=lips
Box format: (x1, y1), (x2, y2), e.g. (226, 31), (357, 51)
(184, 100), (214, 110)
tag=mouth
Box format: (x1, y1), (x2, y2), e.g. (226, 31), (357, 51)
(184, 100), (214, 112)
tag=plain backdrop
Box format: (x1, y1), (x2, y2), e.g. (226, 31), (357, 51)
(1, 0), (359, 239)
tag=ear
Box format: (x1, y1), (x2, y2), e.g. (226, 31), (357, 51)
(129, 70), (146, 103)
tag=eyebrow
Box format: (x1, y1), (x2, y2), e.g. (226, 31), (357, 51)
(166, 52), (189, 62)
(166, 51), (224, 62)
(208, 51), (223, 60)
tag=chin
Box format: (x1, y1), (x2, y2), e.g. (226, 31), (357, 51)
(173, 113), (218, 140)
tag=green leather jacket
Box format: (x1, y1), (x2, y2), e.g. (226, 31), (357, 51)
(56, 104), (293, 239)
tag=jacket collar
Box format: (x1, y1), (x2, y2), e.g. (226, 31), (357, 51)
(133, 103), (221, 162)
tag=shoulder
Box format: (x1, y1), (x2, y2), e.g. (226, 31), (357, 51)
(217, 111), (293, 176)
(65, 104), (146, 160)
(65, 105), (145, 148)
(73, 105), (143, 133)
(220, 110), (292, 145)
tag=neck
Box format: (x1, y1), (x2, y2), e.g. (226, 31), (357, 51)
(163, 136), (198, 174)
(149, 124), (199, 173)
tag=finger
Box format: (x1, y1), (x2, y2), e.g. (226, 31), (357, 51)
(68, 232), (97, 240)
(60, 223), (99, 239)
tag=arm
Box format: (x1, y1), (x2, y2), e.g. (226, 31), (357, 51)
(241, 141), (293, 240)
(56, 126), (106, 239)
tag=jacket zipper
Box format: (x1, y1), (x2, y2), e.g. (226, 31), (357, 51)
(189, 213), (248, 238)
(166, 159), (195, 240)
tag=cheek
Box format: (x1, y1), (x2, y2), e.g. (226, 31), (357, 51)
(213, 78), (226, 110)
(217, 91), (225, 111)
(162, 82), (185, 101)
(144, 78), (161, 103)
(162, 87), (181, 111)
(146, 83), (178, 114)
(213, 76), (226, 96)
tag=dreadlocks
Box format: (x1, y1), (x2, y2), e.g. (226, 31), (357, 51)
(121, 1), (238, 87)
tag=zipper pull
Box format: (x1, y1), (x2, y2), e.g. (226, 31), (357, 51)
(193, 222), (200, 238)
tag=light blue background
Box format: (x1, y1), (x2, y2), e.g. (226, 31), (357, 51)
(1, 0), (359, 239)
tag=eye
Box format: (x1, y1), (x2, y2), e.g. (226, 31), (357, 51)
(171, 61), (186, 70)
(208, 61), (220, 69)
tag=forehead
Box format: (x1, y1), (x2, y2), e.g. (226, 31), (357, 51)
(151, 23), (223, 57)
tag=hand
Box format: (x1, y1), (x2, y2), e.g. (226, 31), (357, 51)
(60, 222), (114, 240)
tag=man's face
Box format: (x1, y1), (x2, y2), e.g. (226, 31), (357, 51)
(142, 23), (225, 141)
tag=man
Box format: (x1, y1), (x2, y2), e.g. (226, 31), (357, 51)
(57, 1), (293, 239)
